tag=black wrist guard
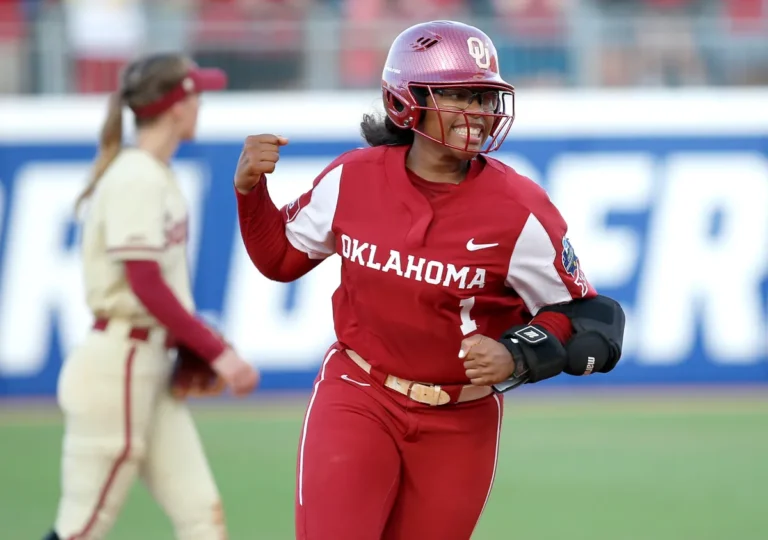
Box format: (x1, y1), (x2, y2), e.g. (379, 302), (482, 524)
(492, 324), (568, 393)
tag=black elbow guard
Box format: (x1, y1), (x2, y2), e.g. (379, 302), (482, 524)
(493, 325), (568, 393)
(538, 294), (626, 376)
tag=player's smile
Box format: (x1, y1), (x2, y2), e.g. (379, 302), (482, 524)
(449, 120), (487, 149)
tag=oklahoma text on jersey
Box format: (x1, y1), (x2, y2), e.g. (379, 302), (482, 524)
(339, 234), (487, 290)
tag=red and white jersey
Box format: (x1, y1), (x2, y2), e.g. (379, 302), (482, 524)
(281, 144), (595, 384)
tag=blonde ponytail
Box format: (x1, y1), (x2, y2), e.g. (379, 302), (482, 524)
(74, 92), (124, 212)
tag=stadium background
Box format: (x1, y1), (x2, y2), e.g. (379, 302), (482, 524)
(1, 1), (767, 538)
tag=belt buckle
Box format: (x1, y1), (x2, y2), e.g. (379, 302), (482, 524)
(409, 383), (449, 406)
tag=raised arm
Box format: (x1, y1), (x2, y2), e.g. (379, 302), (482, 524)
(234, 134), (344, 282)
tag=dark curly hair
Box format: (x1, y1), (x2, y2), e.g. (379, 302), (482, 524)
(359, 113), (415, 147)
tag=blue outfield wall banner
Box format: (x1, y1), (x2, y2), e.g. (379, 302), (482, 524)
(0, 90), (767, 395)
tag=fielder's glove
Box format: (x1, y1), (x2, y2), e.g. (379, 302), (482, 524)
(170, 345), (226, 399)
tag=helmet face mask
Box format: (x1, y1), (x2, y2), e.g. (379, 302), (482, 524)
(405, 84), (515, 154)
(381, 20), (516, 155)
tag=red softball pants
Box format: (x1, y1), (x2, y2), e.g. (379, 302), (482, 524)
(295, 345), (504, 540)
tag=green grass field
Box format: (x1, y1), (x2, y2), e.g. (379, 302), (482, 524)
(2, 389), (767, 540)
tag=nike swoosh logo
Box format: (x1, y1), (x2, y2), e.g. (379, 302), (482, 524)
(466, 239), (499, 251)
(341, 374), (370, 387)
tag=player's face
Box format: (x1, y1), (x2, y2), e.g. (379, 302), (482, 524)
(423, 87), (499, 157)
(177, 93), (201, 141)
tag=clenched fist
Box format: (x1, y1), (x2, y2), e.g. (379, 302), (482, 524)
(234, 134), (289, 194)
(211, 348), (260, 397)
(458, 334), (516, 386)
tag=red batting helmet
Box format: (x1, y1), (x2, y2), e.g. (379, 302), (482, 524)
(381, 20), (515, 153)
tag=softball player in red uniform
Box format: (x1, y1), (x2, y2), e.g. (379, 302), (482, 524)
(235, 20), (625, 540)
(44, 53), (259, 540)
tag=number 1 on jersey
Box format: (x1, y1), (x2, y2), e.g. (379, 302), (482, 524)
(459, 297), (478, 335)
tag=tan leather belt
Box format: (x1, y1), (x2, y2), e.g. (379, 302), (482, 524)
(345, 349), (493, 406)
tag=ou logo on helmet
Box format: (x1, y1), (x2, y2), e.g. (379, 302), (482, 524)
(466, 37), (491, 69)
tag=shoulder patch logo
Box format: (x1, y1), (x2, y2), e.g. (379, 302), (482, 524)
(561, 237), (579, 277)
(284, 197), (302, 223)
(561, 237), (590, 297)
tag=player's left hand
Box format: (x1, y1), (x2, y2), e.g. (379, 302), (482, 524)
(459, 334), (516, 386)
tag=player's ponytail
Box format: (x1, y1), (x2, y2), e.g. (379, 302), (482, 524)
(74, 92), (124, 213)
(360, 113), (414, 147)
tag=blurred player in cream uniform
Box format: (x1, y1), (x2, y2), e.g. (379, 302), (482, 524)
(44, 53), (259, 540)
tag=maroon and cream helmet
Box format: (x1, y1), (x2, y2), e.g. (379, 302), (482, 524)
(381, 20), (515, 153)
